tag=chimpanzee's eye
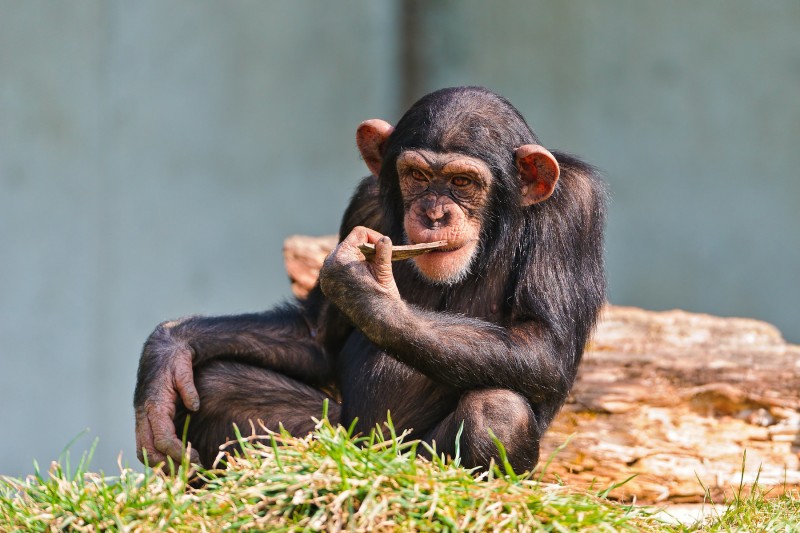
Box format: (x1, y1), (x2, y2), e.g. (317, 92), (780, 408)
(451, 175), (472, 187)
(410, 169), (427, 182)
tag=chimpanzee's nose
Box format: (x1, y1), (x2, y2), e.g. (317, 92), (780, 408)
(425, 200), (446, 222)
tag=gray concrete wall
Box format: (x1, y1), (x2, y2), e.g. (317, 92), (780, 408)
(0, 0), (400, 476)
(404, 0), (800, 341)
(1, 1), (798, 476)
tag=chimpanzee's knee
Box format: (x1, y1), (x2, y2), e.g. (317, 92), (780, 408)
(458, 389), (540, 473)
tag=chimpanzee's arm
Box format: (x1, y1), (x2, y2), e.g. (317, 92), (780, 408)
(135, 302), (331, 399)
(357, 305), (571, 403)
(133, 301), (331, 465)
(319, 228), (579, 404)
(333, 291), (573, 403)
(150, 304), (331, 382)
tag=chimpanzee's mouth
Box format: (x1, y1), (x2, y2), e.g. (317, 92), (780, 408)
(429, 244), (459, 253)
(415, 239), (478, 254)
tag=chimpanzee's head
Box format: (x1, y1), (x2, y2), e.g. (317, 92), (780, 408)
(356, 86), (560, 285)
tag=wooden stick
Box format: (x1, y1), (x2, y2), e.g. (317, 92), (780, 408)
(358, 240), (449, 261)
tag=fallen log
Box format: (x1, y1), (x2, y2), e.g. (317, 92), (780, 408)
(548, 305), (799, 502)
(283, 235), (800, 503)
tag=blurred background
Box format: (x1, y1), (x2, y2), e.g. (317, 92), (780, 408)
(1, 1), (798, 477)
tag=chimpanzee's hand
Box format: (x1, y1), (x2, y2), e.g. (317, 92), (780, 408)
(319, 226), (402, 310)
(133, 319), (201, 466)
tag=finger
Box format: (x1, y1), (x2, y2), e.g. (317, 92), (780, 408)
(374, 235), (393, 261)
(147, 404), (202, 465)
(173, 354), (200, 412)
(334, 227), (386, 264)
(146, 402), (186, 463)
(372, 236), (396, 288)
(342, 226), (385, 247)
(135, 411), (167, 466)
(361, 227), (387, 245)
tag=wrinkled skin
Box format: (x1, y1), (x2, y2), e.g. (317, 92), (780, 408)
(134, 320), (200, 465)
(396, 149), (490, 283)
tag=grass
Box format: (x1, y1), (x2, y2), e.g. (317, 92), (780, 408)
(0, 410), (797, 532)
(683, 454), (800, 532)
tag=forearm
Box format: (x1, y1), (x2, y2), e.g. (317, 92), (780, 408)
(353, 299), (572, 400)
(165, 304), (331, 383)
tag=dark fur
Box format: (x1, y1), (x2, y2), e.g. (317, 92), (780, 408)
(135, 86), (607, 470)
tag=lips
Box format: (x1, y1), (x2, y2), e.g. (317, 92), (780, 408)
(413, 239), (475, 253)
(429, 244), (463, 253)
(408, 241), (462, 255)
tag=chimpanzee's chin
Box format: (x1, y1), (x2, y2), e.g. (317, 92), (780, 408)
(413, 246), (476, 286)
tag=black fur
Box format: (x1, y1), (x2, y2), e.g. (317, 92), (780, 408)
(134, 86), (607, 470)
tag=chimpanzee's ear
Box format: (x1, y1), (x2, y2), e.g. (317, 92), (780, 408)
(356, 119), (395, 177)
(515, 144), (560, 206)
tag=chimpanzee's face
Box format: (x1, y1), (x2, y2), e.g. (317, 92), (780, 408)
(396, 149), (493, 284)
(355, 115), (560, 286)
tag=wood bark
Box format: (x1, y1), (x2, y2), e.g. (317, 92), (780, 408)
(283, 235), (800, 503)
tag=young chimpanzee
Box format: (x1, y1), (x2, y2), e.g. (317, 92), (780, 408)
(134, 86), (607, 472)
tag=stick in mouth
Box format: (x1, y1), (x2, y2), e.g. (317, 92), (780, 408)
(358, 240), (449, 261)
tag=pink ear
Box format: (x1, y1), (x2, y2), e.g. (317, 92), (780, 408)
(356, 119), (394, 177)
(515, 144), (560, 206)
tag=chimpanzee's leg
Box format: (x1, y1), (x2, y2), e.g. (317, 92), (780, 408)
(174, 360), (340, 467)
(423, 389), (542, 473)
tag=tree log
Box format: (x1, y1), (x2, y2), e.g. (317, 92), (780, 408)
(283, 235), (800, 503)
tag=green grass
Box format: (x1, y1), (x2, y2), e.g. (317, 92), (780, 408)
(684, 454), (800, 532)
(1, 412), (797, 532)
(692, 488), (800, 532)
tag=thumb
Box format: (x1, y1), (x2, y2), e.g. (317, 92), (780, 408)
(372, 236), (395, 288)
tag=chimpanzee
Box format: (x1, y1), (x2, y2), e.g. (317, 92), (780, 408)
(134, 86), (607, 472)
